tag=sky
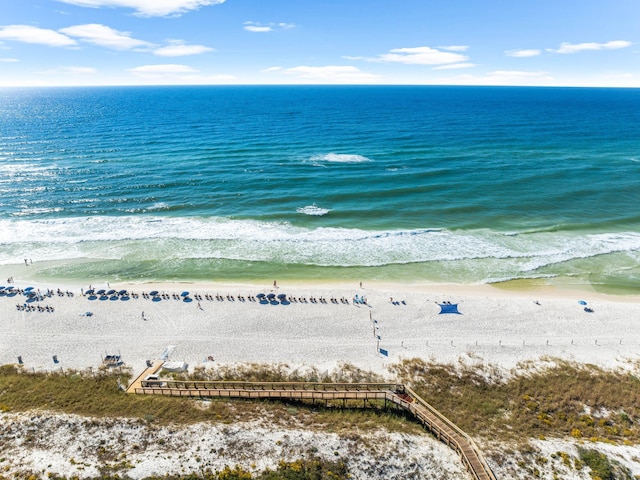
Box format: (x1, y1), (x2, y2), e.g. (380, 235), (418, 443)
(0, 0), (639, 87)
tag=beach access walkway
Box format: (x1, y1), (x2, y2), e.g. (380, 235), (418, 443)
(127, 370), (497, 480)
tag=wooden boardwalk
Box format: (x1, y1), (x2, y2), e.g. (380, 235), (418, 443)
(128, 374), (497, 480)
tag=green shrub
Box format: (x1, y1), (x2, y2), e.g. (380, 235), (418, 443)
(577, 447), (634, 480)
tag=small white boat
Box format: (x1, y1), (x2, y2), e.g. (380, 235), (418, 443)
(296, 204), (330, 216)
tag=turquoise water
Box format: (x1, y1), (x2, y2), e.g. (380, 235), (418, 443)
(1, 86), (639, 292)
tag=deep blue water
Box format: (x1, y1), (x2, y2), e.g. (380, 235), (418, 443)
(1, 85), (639, 291)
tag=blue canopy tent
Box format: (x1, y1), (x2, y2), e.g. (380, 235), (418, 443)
(438, 303), (462, 314)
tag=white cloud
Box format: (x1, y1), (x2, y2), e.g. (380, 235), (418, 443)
(550, 40), (631, 54)
(0, 58), (19, 62)
(60, 24), (153, 50)
(505, 49), (541, 58)
(369, 46), (468, 66)
(243, 21), (295, 33)
(0, 25), (76, 47)
(128, 64), (198, 75)
(433, 62), (476, 70)
(153, 41), (213, 56)
(245, 25), (272, 33)
(56, 0), (226, 17)
(270, 65), (378, 82)
(39, 66), (98, 75)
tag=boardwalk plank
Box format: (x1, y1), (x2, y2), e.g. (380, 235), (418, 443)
(128, 374), (496, 480)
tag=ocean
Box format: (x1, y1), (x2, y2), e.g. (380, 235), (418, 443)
(1, 85), (639, 293)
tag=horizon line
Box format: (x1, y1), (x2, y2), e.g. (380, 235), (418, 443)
(1, 83), (639, 89)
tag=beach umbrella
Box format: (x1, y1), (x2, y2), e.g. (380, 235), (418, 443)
(149, 290), (159, 296)
(181, 291), (189, 297)
(97, 289), (106, 295)
(120, 296), (130, 301)
(277, 293), (287, 300)
(152, 296), (161, 302)
(118, 289), (127, 295)
(183, 296), (192, 302)
(99, 295), (108, 301)
(0, 286), (4, 290)
(5, 286), (14, 290)
(257, 293), (266, 298)
(88, 295), (97, 300)
(24, 286), (34, 292)
(578, 300), (587, 305)
(107, 289), (116, 295)
(267, 293), (276, 300)
(85, 289), (95, 295)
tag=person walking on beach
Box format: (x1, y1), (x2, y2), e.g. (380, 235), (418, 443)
(141, 311), (146, 321)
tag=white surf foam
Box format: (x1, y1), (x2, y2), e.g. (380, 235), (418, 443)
(1, 217), (640, 274)
(296, 204), (330, 216)
(310, 153), (372, 164)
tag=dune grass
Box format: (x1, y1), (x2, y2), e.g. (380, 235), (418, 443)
(390, 357), (640, 443)
(0, 364), (420, 436)
(2, 358), (639, 446)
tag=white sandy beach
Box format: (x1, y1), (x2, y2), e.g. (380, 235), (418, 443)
(1, 279), (639, 376)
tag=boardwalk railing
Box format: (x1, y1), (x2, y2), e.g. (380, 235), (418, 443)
(135, 379), (402, 399)
(129, 375), (497, 480)
(394, 386), (497, 480)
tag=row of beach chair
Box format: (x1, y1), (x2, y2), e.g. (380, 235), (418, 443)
(16, 304), (55, 313)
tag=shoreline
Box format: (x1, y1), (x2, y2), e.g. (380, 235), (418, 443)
(5, 256), (640, 302)
(3, 250), (640, 298)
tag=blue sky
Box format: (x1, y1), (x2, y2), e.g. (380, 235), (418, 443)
(0, 0), (638, 87)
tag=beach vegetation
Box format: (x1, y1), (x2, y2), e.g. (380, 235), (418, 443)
(389, 357), (640, 443)
(0, 364), (418, 436)
(577, 447), (634, 480)
(185, 362), (384, 384)
(4, 457), (349, 480)
(2, 359), (640, 445)
(2, 357), (640, 479)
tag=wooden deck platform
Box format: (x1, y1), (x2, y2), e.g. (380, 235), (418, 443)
(127, 372), (496, 480)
